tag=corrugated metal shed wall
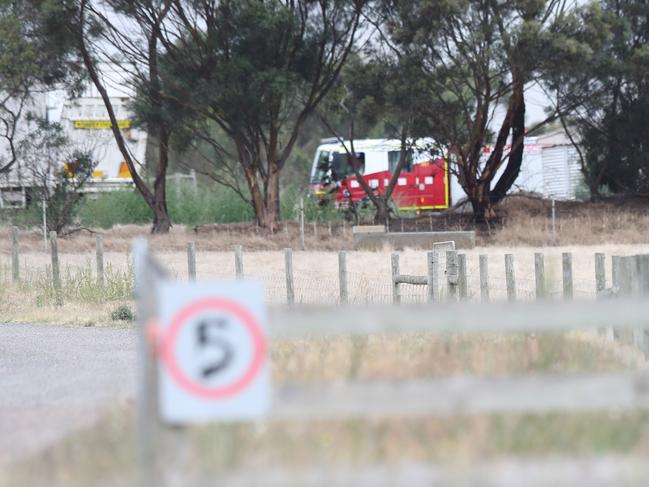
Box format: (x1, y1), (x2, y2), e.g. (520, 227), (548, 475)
(542, 145), (583, 200)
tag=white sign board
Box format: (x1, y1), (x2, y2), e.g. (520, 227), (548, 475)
(156, 280), (269, 424)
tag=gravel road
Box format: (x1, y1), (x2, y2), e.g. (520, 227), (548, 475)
(0, 324), (136, 464)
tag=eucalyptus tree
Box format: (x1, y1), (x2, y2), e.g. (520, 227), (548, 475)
(66, 0), (185, 233)
(380, 0), (596, 222)
(162, 0), (368, 231)
(316, 54), (433, 223)
(554, 0), (649, 196)
(0, 1), (81, 175)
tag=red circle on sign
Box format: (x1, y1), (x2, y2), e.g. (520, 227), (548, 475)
(160, 298), (266, 399)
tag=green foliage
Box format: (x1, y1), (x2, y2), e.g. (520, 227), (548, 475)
(0, 0), (83, 171)
(111, 304), (134, 322)
(20, 261), (133, 306)
(74, 183), (345, 228)
(150, 0), (365, 227)
(17, 119), (96, 233)
(564, 0), (649, 196)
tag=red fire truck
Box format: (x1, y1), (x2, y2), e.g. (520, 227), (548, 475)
(309, 138), (449, 211)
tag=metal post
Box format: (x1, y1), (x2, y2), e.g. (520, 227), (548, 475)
(49, 231), (62, 305)
(96, 235), (104, 286)
(505, 253), (516, 302)
(187, 242), (196, 281)
(562, 252), (573, 300)
(338, 251), (348, 304)
(234, 245), (244, 280)
(11, 226), (19, 283)
(479, 254), (489, 303)
(392, 253), (401, 304)
(535, 253), (545, 300)
(457, 254), (468, 300)
(285, 248), (295, 305)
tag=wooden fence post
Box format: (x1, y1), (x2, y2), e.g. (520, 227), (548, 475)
(595, 253), (606, 297)
(11, 226), (19, 283)
(610, 255), (623, 341)
(96, 235), (104, 286)
(457, 254), (467, 300)
(612, 255), (621, 289)
(617, 256), (633, 296)
(562, 252), (573, 300)
(338, 251), (348, 304)
(234, 245), (244, 280)
(479, 254), (489, 303)
(49, 231), (62, 305)
(299, 197), (305, 251)
(505, 253), (516, 302)
(426, 251), (438, 303)
(636, 254), (649, 358)
(621, 255), (644, 349)
(285, 248), (295, 305)
(391, 253), (401, 304)
(534, 253), (545, 300)
(446, 250), (458, 301)
(187, 242), (196, 281)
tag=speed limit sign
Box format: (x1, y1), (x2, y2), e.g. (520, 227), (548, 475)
(156, 280), (269, 424)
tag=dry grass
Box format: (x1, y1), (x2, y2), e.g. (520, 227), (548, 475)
(488, 196), (649, 246)
(1, 197), (649, 255)
(3, 330), (649, 487)
(2, 243), (648, 323)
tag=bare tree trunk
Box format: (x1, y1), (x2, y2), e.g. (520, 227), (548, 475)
(490, 83), (526, 204)
(263, 166), (281, 232)
(151, 130), (171, 233)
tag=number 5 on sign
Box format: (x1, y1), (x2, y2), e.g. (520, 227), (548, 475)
(156, 280), (269, 424)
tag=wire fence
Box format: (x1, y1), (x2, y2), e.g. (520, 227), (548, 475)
(1, 228), (637, 308)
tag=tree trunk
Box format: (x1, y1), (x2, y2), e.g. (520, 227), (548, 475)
(490, 84), (526, 204)
(151, 199), (171, 233)
(373, 198), (390, 225)
(149, 130), (172, 234)
(262, 167), (281, 232)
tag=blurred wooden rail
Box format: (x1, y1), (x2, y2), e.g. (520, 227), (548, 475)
(272, 372), (649, 419)
(268, 299), (649, 338)
(134, 241), (649, 487)
(216, 457), (647, 487)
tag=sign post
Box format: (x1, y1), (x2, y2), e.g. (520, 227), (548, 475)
(134, 240), (269, 487)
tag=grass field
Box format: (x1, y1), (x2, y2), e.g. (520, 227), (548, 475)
(0, 239), (647, 325)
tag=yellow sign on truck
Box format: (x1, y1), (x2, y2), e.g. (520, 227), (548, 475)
(73, 119), (132, 129)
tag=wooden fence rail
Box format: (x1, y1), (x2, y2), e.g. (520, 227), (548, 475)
(134, 241), (649, 487)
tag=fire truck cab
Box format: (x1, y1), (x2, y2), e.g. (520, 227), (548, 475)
(310, 138), (450, 211)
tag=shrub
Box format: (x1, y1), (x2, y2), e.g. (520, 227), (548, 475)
(111, 304), (134, 322)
